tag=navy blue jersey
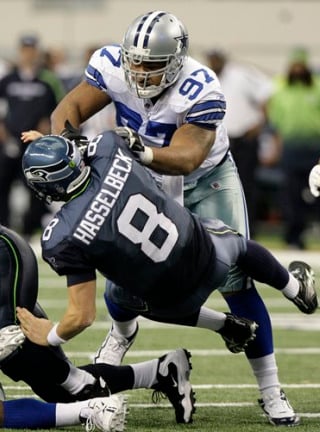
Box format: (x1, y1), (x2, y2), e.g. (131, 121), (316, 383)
(41, 132), (215, 303)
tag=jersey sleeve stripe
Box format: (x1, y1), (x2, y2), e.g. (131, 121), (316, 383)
(185, 100), (226, 128)
(85, 65), (107, 90)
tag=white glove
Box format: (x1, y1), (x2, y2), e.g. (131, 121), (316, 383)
(309, 163), (320, 197)
(114, 126), (153, 165)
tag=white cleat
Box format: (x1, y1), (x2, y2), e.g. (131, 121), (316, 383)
(0, 325), (25, 361)
(94, 325), (138, 365)
(258, 389), (300, 426)
(80, 394), (128, 432)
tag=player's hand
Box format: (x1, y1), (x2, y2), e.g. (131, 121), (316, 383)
(17, 307), (54, 346)
(309, 163), (320, 197)
(21, 130), (44, 143)
(114, 126), (153, 165)
(61, 120), (89, 154)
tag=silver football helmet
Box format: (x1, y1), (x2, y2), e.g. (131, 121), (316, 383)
(121, 10), (189, 98)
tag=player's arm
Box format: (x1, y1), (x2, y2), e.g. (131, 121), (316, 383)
(17, 279), (97, 346)
(119, 123), (216, 175)
(51, 81), (111, 134)
(150, 124), (215, 175)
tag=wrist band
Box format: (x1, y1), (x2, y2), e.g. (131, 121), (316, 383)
(140, 147), (153, 165)
(47, 323), (67, 346)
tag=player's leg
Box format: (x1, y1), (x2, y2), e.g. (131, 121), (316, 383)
(1, 337), (112, 403)
(0, 395), (127, 431)
(94, 283), (139, 365)
(184, 158), (300, 426)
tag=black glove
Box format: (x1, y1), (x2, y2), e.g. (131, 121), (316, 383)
(114, 126), (153, 165)
(61, 120), (88, 154)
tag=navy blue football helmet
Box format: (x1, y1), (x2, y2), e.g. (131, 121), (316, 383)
(22, 135), (91, 203)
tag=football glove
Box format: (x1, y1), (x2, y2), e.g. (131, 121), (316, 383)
(114, 126), (153, 165)
(309, 163), (320, 197)
(61, 120), (88, 154)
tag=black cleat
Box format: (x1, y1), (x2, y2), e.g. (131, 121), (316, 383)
(288, 261), (318, 314)
(152, 348), (196, 424)
(217, 313), (258, 353)
(75, 377), (111, 401)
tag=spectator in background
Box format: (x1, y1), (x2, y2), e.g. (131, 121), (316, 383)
(268, 47), (320, 249)
(42, 46), (81, 93)
(206, 49), (275, 237)
(0, 34), (65, 239)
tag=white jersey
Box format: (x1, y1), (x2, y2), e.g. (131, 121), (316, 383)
(85, 44), (229, 198)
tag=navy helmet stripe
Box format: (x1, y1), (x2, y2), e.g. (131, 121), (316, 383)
(142, 12), (166, 48)
(133, 11), (166, 48)
(133, 12), (152, 46)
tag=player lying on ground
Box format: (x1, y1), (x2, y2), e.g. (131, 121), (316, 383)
(18, 131), (318, 427)
(0, 224), (194, 427)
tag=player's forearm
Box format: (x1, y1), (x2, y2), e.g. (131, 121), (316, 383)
(149, 146), (202, 175)
(56, 303), (96, 342)
(51, 103), (82, 134)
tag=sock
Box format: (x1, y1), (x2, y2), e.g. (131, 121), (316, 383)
(56, 400), (92, 426)
(249, 353), (280, 394)
(131, 359), (158, 389)
(196, 307), (227, 331)
(81, 364), (134, 394)
(61, 364), (96, 394)
(281, 273), (299, 299)
(237, 240), (289, 290)
(225, 287), (274, 358)
(112, 319), (138, 339)
(3, 399), (56, 428)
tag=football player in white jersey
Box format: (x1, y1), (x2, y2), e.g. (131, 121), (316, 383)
(51, 11), (303, 426)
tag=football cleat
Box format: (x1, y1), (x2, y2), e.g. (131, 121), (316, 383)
(258, 389), (300, 426)
(152, 348), (195, 424)
(288, 261), (318, 314)
(75, 377), (111, 401)
(80, 394), (128, 432)
(94, 324), (139, 365)
(216, 313), (258, 353)
(0, 325), (25, 361)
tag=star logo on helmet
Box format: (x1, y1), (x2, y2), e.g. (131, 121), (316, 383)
(175, 33), (188, 50)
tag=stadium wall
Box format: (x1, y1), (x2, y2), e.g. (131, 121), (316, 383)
(1, 0), (320, 75)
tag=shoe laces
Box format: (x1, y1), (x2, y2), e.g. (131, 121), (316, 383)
(83, 413), (95, 432)
(152, 388), (167, 404)
(264, 391), (292, 415)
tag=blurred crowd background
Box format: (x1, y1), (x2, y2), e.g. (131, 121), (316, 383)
(0, 0), (320, 249)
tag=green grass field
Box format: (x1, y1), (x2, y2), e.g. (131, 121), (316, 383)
(1, 244), (320, 431)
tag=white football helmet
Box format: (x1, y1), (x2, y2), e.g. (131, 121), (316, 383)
(121, 10), (189, 98)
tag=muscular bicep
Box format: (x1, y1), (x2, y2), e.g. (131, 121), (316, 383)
(151, 123), (216, 175)
(51, 81), (111, 133)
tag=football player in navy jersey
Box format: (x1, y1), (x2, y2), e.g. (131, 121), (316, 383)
(47, 10), (311, 425)
(0, 224), (199, 426)
(18, 131), (317, 427)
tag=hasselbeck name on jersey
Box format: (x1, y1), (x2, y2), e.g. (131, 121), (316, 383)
(73, 146), (132, 245)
